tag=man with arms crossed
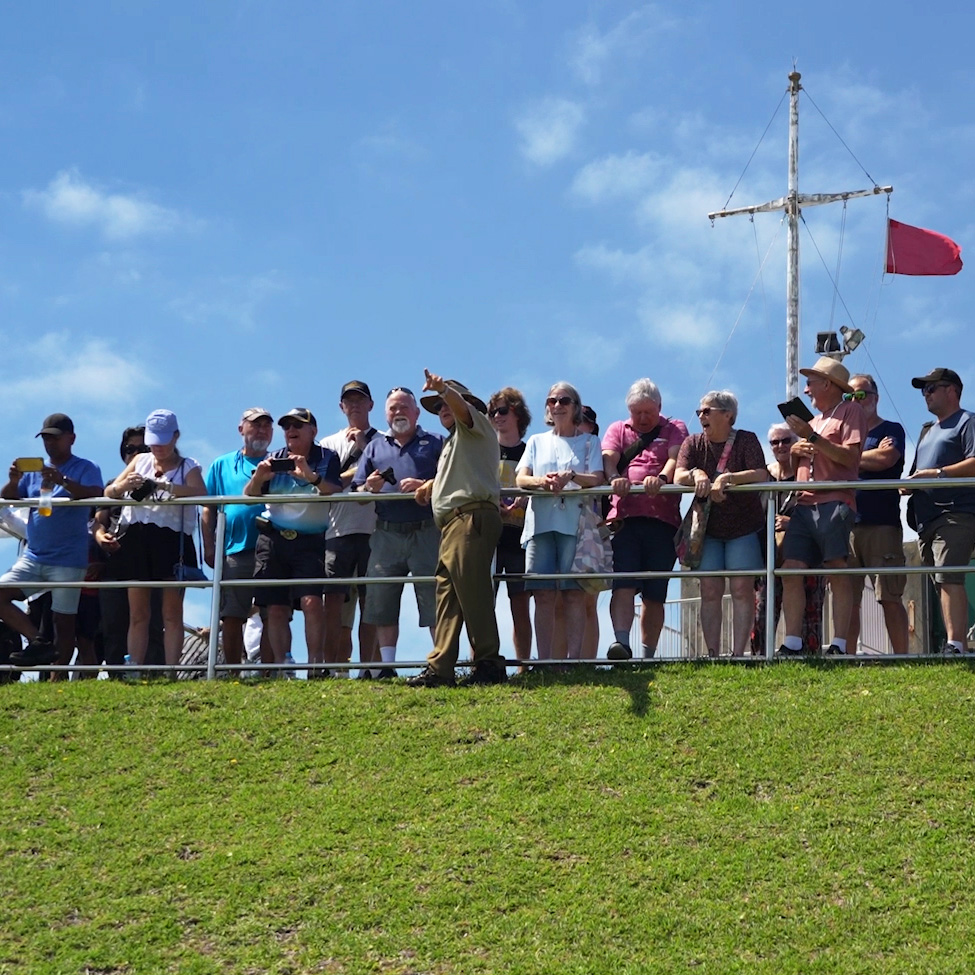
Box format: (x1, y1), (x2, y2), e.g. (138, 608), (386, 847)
(904, 368), (975, 654)
(778, 357), (867, 657)
(845, 374), (909, 655)
(319, 380), (381, 677)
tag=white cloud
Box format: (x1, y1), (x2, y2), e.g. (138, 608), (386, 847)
(170, 272), (287, 332)
(570, 151), (664, 203)
(23, 169), (193, 240)
(354, 120), (426, 162)
(569, 6), (679, 86)
(514, 98), (585, 166)
(3, 334), (156, 405)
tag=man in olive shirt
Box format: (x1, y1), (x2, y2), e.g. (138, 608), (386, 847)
(408, 371), (504, 687)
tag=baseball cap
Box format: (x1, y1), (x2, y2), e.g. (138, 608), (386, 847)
(277, 407), (317, 427)
(35, 413), (74, 437)
(911, 367), (963, 392)
(341, 380), (372, 400)
(240, 407), (273, 423)
(144, 409), (179, 445)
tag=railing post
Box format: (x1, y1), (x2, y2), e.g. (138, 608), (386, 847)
(765, 496), (777, 661)
(206, 508), (226, 680)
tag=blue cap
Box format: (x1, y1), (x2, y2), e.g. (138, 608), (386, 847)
(145, 409), (179, 445)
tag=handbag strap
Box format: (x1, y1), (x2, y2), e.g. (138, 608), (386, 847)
(714, 430), (737, 475)
(617, 424), (662, 475)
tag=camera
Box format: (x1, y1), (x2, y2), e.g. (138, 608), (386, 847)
(379, 467), (397, 485)
(130, 479), (157, 502)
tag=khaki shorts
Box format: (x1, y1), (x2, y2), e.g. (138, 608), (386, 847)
(849, 523), (906, 600)
(918, 511), (975, 586)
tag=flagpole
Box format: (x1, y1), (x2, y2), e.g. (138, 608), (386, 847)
(786, 70), (801, 399)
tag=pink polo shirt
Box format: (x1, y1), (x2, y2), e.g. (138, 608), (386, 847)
(795, 400), (867, 509)
(601, 417), (689, 526)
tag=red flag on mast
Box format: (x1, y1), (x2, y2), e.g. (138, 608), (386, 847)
(886, 219), (963, 276)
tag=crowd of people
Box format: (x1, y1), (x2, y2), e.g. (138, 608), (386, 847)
(1, 359), (973, 681)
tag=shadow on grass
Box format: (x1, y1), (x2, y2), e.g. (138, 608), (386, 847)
(508, 663), (660, 717)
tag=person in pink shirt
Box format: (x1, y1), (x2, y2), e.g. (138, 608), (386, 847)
(778, 357), (867, 657)
(601, 379), (688, 659)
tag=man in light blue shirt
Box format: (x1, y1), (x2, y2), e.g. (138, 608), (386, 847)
(202, 407), (273, 669)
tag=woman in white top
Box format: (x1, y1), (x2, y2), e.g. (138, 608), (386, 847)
(516, 382), (605, 662)
(105, 409), (206, 669)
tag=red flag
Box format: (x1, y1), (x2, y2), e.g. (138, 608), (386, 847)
(886, 219), (963, 275)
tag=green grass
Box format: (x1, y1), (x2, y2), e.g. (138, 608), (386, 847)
(2, 663), (975, 974)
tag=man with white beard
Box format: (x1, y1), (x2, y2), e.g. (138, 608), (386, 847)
(352, 387), (443, 677)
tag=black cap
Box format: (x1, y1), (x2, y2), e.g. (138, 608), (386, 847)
(277, 407), (318, 427)
(340, 380), (372, 400)
(36, 413), (74, 437)
(911, 367), (963, 392)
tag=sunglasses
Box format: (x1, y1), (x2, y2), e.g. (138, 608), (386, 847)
(546, 396), (574, 406)
(769, 438), (794, 447)
(922, 382), (952, 395)
(488, 406), (510, 418)
(280, 420), (306, 431)
(695, 407), (727, 417)
(122, 443), (151, 456)
(387, 386), (415, 398)
(842, 390), (874, 401)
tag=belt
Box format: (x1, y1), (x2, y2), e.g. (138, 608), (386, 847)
(257, 518), (310, 542)
(439, 500), (498, 528)
(376, 518), (436, 534)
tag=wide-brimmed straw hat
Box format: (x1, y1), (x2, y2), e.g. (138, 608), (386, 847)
(798, 356), (853, 394)
(420, 380), (487, 415)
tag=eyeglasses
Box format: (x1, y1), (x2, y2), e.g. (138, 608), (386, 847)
(546, 396), (574, 407)
(842, 390), (874, 401)
(122, 443), (150, 456)
(387, 387), (415, 398)
(695, 407), (727, 417)
(922, 382), (952, 395)
(769, 438), (794, 447)
(488, 406), (510, 418)
(280, 420), (305, 431)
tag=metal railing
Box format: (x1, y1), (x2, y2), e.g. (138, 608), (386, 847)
(1, 474), (971, 677)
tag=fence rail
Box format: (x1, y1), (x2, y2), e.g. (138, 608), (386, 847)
(0, 475), (968, 677)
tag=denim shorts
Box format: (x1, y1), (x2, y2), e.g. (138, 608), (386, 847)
(524, 531), (579, 592)
(698, 532), (764, 572)
(782, 501), (854, 566)
(0, 554), (85, 615)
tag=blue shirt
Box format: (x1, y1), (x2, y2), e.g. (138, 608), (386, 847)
(912, 409), (975, 531)
(352, 427), (443, 522)
(262, 445), (341, 534)
(855, 419), (905, 526)
(20, 455), (103, 567)
(205, 449), (268, 555)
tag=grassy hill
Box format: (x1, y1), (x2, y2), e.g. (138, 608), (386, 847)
(2, 662), (974, 974)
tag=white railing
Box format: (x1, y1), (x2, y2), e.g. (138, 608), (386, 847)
(0, 475), (970, 677)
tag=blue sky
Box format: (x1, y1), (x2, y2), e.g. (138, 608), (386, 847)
(2, 1), (972, 650)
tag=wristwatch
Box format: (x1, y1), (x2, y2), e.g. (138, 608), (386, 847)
(937, 468), (947, 478)
(808, 432), (820, 443)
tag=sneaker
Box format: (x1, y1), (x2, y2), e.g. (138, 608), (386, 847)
(10, 639), (58, 667)
(405, 666), (455, 688)
(375, 668), (397, 680)
(356, 670), (373, 680)
(606, 641), (633, 661)
(940, 642), (968, 655)
(459, 662), (508, 686)
(824, 644), (847, 656)
(283, 652), (298, 680)
(775, 644), (804, 658)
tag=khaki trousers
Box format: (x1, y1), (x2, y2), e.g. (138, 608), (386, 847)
(427, 507), (503, 676)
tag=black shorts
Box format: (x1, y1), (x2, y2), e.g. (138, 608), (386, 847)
(254, 530), (326, 606)
(117, 522), (197, 582)
(494, 525), (527, 597)
(610, 517), (676, 604)
(324, 534), (371, 597)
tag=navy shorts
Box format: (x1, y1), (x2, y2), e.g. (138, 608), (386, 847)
(610, 517), (676, 604)
(782, 501), (854, 566)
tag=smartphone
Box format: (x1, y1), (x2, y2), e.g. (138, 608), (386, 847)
(14, 457), (44, 473)
(270, 457), (296, 473)
(777, 397), (814, 423)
